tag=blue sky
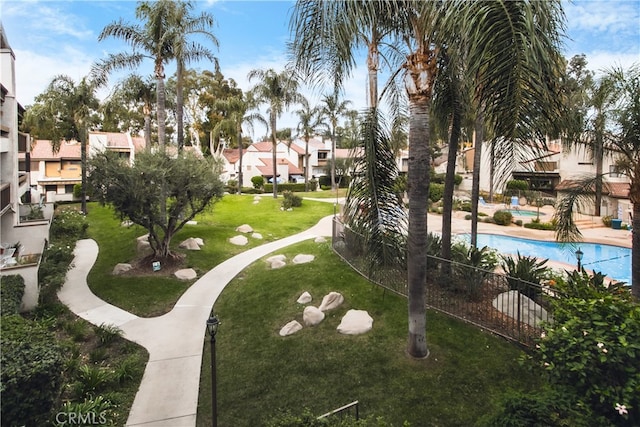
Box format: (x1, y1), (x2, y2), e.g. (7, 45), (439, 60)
(2, 0), (639, 134)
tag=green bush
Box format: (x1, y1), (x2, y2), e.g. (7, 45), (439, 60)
(241, 187), (263, 194)
(38, 241), (76, 304)
(464, 214), (472, 220)
(501, 252), (549, 299)
(514, 219), (523, 226)
(251, 175), (264, 189)
(73, 183), (83, 199)
(493, 210), (513, 225)
(505, 179), (529, 191)
(226, 180), (238, 194)
(281, 191), (303, 210)
(1, 275), (25, 315)
(454, 174), (463, 186)
(602, 215), (613, 227)
(429, 183), (445, 203)
(264, 183), (307, 193)
(1, 315), (65, 426)
(529, 273), (640, 426)
(459, 201), (472, 212)
(49, 208), (88, 241)
(524, 221), (556, 231)
(53, 396), (116, 427)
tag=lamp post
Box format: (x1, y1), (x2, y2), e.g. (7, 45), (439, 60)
(575, 248), (584, 271)
(206, 312), (220, 427)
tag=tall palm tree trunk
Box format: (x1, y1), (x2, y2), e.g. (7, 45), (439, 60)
(367, 37), (379, 108)
(331, 133), (337, 191)
(177, 61), (185, 151)
(407, 94), (431, 359)
(237, 127), (243, 194)
(143, 105), (152, 151)
(594, 139), (603, 216)
(471, 112), (484, 248)
(304, 137), (310, 192)
(271, 112), (278, 198)
(155, 62), (167, 149)
(80, 130), (88, 215)
(441, 108), (462, 264)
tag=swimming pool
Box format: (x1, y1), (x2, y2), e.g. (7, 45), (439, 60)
(458, 233), (631, 284)
(501, 209), (546, 217)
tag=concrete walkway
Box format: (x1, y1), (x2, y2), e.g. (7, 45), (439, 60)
(58, 215), (334, 427)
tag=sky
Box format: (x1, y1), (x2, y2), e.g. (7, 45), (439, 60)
(2, 0), (639, 137)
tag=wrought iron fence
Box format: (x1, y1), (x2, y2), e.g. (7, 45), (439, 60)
(332, 217), (550, 346)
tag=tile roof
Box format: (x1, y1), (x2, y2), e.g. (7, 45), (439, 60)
(251, 141), (274, 152)
(256, 158), (303, 176)
(29, 139), (81, 159)
(556, 179), (630, 198)
(223, 148), (241, 164)
(90, 131), (130, 148)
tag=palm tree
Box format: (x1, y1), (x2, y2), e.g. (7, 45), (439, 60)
(294, 96), (323, 191)
(169, 1), (218, 151)
(320, 90), (352, 190)
(93, 0), (179, 149)
(290, 0), (565, 359)
(247, 68), (301, 198)
(555, 65), (640, 296)
(211, 94), (265, 193)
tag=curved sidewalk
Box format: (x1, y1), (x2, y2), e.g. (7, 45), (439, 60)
(58, 215), (335, 427)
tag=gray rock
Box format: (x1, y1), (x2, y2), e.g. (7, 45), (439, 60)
(229, 235), (249, 246)
(297, 291), (312, 304)
(492, 290), (550, 327)
(236, 224), (253, 233)
(292, 254), (315, 264)
(174, 268), (197, 280)
(337, 309), (373, 335)
(270, 260), (286, 269)
(266, 254), (286, 263)
(113, 263), (132, 275)
(314, 236), (327, 243)
(179, 237), (201, 250)
(303, 306), (325, 326)
(279, 320), (303, 336)
(319, 292), (344, 312)
(252, 232), (263, 239)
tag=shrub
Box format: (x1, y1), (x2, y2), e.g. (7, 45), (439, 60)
(281, 191), (302, 210)
(602, 215), (613, 227)
(241, 187), (263, 194)
(493, 210), (513, 226)
(95, 323), (123, 346)
(73, 183), (83, 199)
(251, 175), (264, 189)
(264, 183), (307, 193)
(524, 221), (556, 231)
(528, 270), (640, 426)
(1, 275), (25, 315)
(429, 183), (444, 203)
(1, 315), (65, 426)
(49, 208), (88, 241)
(515, 219), (523, 226)
(308, 179), (318, 191)
(464, 214), (472, 220)
(459, 201), (472, 212)
(501, 252), (549, 299)
(53, 396), (116, 427)
(226, 180), (238, 194)
(505, 179), (529, 191)
(73, 364), (115, 397)
(454, 174), (463, 186)
(450, 243), (499, 298)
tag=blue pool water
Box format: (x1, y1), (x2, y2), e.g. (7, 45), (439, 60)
(459, 234), (631, 284)
(501, 209), (546, 217)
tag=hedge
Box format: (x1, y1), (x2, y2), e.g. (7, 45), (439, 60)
(524, 221), (556, 231)
(264, 183), (308, 193)
(0, 275), (25, 315)
(1, 315), (65, 426)
(493, 210), (513, 226)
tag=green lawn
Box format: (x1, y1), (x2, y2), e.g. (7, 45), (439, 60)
(196, 241), (541, 426)
(85, 195), (335, 316)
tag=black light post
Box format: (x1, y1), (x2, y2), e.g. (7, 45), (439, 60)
(575, 248), (584, 270)
(206, 312), (220, 427)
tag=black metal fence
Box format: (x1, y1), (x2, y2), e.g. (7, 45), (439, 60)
(332, 217), (550, 346)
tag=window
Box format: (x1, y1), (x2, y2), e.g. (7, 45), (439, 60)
(609, 165), (620, 178)
(45, 185), (57, 193)
(318, 152), (328, 160)
(65, 185), (75, 194)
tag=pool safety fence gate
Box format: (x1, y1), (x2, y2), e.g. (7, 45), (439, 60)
(332, 217), (549, 346)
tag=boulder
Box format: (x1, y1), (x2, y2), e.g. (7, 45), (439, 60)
(137, 239), (151, 253)
(337, 309), (373, 335)
(174, 268), (197, 280)
(186, 220), (198, 225)
(314, 236), (327, 243)
(229, 235), (249, 246)
(303, 306), (325, 326)
(193, 237), (204, 246)
(236, 224), (253, 233)
(319, 292), (344, 312)
(279, 320), (303, 336)
(179, 237), (201, 250)
(252, 232), (263, 240)
(270, 260), (286, 269)
(292, 254), (315, 264)
(136, 234), (149, 243)
(113, 263), (132, 275)
(492, 290), (550, 326)
(297, 291), (312, 304)
(266, 254), (286, 263)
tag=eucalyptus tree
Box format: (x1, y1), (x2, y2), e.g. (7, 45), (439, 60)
(211, 94), (265, 193)
(290, 0), (566, 359)
(320, 90), (352, 190)
(294, 96), (324, 191)
(101, 74), (155, 148)
(93, 0), (180, 149)
(247, 68), (301, 198)
(22, 75), (99, 214)
(168, 1), (218, 150)
(554, 65), (640, 296)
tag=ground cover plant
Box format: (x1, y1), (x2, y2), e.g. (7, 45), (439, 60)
(196, 241), (543, 426)
(86, 195), (334, 316)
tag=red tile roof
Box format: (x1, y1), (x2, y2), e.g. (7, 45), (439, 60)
(556, 179), (630, 198)
(251, 141), (274, 152)
(223, 148), (241, 164)
(29, 139), (81, 159)
(256, 158), (303, 176)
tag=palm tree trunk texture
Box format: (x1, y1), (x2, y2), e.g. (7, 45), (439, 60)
(177, 61), (185, 151)
(80, 131), (88, 215)
(331, 134), (337, 191)
(155, 63), (166, 149)
(441, 108), (462, 264)
(407, 95), (430, 359)
(471, 112), (485, 248)
(594, 140), (603, 216)
(271, 112), (278, 198)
